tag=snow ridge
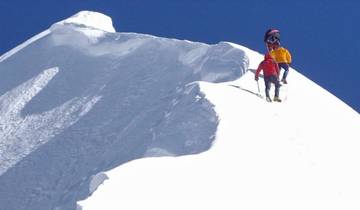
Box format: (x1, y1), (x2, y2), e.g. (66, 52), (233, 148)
(0, 30), (51, 63)
(0, 11), (248, 210)
(1, 11), (359, 210)
(79, 47), (360, 210)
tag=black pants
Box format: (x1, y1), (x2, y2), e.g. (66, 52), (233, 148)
(264, 75), (280, 98)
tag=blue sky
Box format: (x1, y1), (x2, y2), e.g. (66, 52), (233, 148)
(0, 0), (359, 113)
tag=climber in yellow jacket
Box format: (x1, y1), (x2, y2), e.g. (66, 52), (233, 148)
(270, 44), (292, 84)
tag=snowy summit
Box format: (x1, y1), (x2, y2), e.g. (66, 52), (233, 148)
(0, 11), (359, 210)
(54, 11), (116, 33)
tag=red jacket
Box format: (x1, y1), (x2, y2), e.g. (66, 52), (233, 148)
(255, 54), (280, 78)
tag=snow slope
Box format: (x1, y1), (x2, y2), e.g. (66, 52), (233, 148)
(0, 11), (248, 210)
(78, 35), (360, 209)
(0, 11), (359, 210)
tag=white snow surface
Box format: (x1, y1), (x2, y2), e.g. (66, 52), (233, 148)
(55, 11), (116, 33)
(78, 47), (360, 209)
(0, 11), (359, 210)
(0, 11), (246, 210)
(50, 11), (116, 45)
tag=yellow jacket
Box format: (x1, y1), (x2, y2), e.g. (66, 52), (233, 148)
(270, 47), (292, 64)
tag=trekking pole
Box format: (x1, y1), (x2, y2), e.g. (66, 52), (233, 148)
(256, 80), (260, 94)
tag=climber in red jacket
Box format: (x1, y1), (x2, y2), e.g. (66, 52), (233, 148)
(255, 53), (282, 102)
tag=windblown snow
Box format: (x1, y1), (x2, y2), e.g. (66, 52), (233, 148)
(0, 11), (359, 210)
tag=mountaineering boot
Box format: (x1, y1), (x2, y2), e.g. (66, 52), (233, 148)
(266, 96), (272, 102)
(281, 78), (287, 84)
(273, 96), (282, 102)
